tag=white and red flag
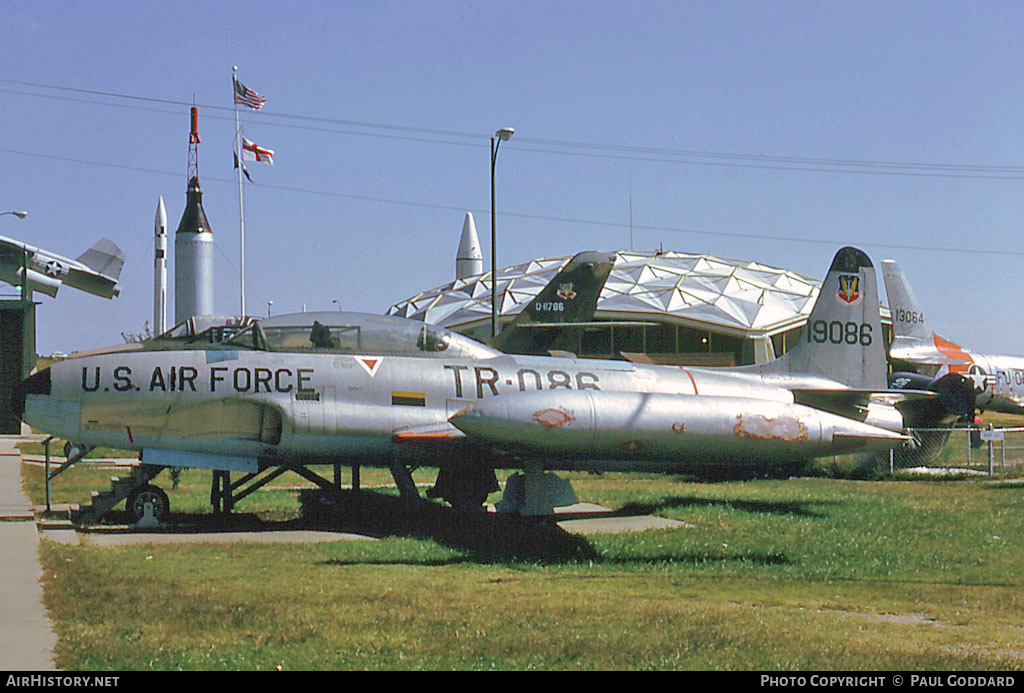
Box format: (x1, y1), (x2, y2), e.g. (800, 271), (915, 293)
(242, 138), (274, 165)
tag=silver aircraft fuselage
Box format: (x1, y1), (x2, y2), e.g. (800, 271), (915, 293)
(21, 247), (936, 485)
(21, 320), (904, 476)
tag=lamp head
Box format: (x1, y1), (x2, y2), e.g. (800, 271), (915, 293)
(495, 127), (515, 141)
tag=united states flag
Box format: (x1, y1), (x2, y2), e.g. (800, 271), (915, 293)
(233, 79), (266, 110)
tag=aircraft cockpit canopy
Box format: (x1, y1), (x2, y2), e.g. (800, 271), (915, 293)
(65, 314), (261, 359)
(153, 315), (258, 347)
(220, 311), (501, 359)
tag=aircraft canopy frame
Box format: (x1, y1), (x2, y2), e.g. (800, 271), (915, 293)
(220, 311), (501, 359)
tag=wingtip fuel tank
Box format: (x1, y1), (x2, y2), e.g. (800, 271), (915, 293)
(449, 389), (909, 470)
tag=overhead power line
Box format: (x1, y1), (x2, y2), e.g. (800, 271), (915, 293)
(3, 78), (1024, 179)
(2, 145), (1023, 259)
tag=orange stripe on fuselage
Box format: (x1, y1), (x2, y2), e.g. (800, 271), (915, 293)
(933, 334), (974, 373)
(679, 367), (699, 394)
(391, 431), (456, 444)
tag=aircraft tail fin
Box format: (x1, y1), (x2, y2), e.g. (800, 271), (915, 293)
(881, 259), (971, 367)
(880, 259), (933, 343)
(761, 247), (887, 389)
(76, 238), (125, 280)
(489, 251), (615, 355)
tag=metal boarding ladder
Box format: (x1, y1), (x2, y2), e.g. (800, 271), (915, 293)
(75, 464), (164, 525)
(43, 437), (162, 524)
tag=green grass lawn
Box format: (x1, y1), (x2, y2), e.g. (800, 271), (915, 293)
(23, 461), (1024, 671)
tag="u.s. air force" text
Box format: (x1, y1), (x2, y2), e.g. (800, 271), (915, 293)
(81, 366), (315, 394)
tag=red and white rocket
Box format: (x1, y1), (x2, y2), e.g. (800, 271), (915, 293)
(174, 106), (215, 323)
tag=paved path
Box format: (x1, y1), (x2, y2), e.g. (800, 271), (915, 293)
(553, 502), (692, 534)
(0, 435), (57, 671)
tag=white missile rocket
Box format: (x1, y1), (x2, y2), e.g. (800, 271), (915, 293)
(455, 212), (483, 279)
(154, 197), (168, 335)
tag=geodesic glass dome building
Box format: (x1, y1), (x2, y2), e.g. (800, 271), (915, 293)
(388, 250), (890, 366)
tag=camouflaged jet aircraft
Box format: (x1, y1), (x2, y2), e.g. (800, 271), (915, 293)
(486, 250), (616, 355)
(883, 259), (1024, 417)
(16, 247), (961, 521)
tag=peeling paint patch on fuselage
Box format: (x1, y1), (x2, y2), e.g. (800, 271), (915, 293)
(733, 410), (808, 442)
(533, 408), (575, 428)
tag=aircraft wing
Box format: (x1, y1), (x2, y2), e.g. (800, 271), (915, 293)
(0, 234), (124, 299)
(793, 377), (974, 427)
(791, 388), (936, 417)
(1000, 393), (1024, 407)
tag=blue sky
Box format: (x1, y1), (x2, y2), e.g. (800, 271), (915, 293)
(3, 1), (1024, 356)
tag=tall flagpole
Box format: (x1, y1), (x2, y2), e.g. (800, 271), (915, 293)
(233, 65), (246, 316)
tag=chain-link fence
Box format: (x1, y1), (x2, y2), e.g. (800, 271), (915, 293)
(881, 426), (1024, 474)
(816, 426), (1024, 478)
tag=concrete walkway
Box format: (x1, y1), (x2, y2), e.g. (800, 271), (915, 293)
(0, 435), (57, 671)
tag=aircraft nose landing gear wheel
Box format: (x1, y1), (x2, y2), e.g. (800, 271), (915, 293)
(125, 484), (170, 524)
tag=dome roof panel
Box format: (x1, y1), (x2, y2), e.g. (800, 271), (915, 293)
(386, 249), (828, 335)
(713, 295), (763, 329)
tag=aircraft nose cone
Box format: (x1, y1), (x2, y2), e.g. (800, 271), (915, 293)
(448, 402), (499, 437)
(12, 368), (51, 422)
(448, 403), (479, 424)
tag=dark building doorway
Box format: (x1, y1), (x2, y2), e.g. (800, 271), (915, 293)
(0, 301), (35, 433)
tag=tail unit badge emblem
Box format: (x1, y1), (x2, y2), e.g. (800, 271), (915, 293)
(836, 274), (862, 305)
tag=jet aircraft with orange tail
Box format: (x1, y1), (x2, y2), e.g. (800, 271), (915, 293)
(883, 259), (1024, 416)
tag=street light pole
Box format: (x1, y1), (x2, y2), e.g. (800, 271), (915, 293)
(490, 127), (514, 338)
(1, 211), (29, 302)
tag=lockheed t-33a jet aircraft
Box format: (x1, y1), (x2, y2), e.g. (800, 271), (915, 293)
(16, 247), (967, 522)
